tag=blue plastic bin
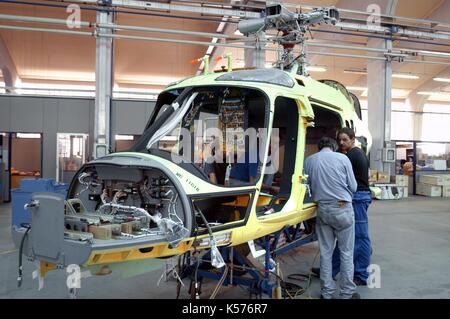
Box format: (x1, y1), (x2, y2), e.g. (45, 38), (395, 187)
(11, 178), (69, 227)
(19, 178), (54, 192)
(11, 189), (32, 227)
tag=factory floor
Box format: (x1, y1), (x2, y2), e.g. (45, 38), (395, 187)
(1, 196), (450, 299)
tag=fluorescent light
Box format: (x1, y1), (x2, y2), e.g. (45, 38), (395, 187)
(417, 91), (450, 101)
(265, 63), (273, 68)
(19, 82), (95, 90)
(433, 77), (450, 83)
(113, 93), (158, 100)
(344, 69), (367, 75)
(346, 86), (367, 91)
(20, 71), (95, 82)
(114, 87), (161, 94)
(306, 66), (327, 72)
(115, 135), (134, 141)
(392, 73), (419, 80)
(17, 133), (41, 139)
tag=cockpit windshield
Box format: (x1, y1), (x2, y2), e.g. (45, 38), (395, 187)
(131, 86), (269, 186)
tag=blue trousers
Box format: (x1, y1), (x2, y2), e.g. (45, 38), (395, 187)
(332, 191), (372, 281)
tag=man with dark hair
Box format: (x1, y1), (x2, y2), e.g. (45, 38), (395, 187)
(304, 137), (359, 299)
(333, 127), (372, 286)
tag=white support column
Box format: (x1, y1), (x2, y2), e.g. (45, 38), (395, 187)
(408, 94), (426, 141)
(0, 34), (18, 91)
(367, 38), (392, 172)
(244, 32), (266, 69)
(93, 10), (114, 159)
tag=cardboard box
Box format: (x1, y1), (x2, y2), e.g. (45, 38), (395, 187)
(391, 175), (408, 187)
(442, 185), (450, 197)
(373, 184), (408, 200)
(377, 172), (390, 183)
(419, 175), (446, 186)
(416, 183), (442, 197)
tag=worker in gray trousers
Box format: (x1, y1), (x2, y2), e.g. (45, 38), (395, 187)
(304, 137), (359, 299)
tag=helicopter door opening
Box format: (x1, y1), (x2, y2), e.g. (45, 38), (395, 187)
(303, 104), (343, 204)
(257, 97), (299, 215)
(305, 104), (342, 157)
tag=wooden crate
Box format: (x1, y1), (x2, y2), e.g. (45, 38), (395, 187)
(419, 175), (446, 186)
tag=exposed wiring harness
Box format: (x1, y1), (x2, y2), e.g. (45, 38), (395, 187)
(17, 223), (31, 287)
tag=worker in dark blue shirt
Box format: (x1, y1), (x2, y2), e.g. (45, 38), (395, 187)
(333, 127), (372, 286)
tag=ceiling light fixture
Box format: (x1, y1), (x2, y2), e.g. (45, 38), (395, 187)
(433, 77), (450, 83)
(344, 69), (367, 75)
(392, 73), (419, 80)
(306, 66), (327, 72)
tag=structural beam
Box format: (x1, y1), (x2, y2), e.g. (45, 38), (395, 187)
(93, 10), (114, 159)
(244, 31), (266, 69)
(67, 0), (262, 18)
(367, 38), (393, 172)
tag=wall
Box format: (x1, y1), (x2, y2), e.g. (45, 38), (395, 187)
(111, 99), (155, 135)
(0, 95), (156, 180)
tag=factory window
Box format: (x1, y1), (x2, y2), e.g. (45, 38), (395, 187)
(391, 112), (414, 141)
(422, 113), (450, 142)
(56, 134), (89, 184)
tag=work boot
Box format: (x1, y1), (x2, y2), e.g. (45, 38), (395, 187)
(353, 278), (367, 286)
(311, 267), (320, 277)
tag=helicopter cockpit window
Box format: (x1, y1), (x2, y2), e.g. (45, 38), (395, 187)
(318, 79), (353, 105)
(216, 69), (295, 88)
(134, 86), (269, 187)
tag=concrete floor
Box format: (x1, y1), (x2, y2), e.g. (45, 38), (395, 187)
(1, 196), (450, 299)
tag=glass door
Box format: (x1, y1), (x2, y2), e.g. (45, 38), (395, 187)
(56, 133), (89, 184)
